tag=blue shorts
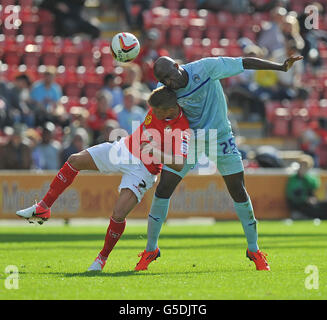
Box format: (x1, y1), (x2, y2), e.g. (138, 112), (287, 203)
(163, 132), (244, 178)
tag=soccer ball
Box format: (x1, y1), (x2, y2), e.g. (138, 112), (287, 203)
(110, 32), (140, 63)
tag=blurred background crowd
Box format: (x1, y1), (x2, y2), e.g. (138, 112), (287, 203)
(0, 0), (327, 173)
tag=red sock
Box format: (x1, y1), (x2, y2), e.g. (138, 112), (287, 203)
(41, 161), (79, 208)
(100, 217), (126, 258)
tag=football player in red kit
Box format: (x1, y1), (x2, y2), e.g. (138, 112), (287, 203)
(16, 86), (190, 272)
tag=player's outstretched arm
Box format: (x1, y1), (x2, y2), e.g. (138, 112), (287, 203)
(242, 56), (303, 72)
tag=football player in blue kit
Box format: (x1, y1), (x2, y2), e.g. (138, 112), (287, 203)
(135, 54), (302, 271)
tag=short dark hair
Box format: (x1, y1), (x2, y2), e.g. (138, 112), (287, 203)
(15, 73), (31, 86)
(148, 86), (177, 109)
(103, 73), (115, 85)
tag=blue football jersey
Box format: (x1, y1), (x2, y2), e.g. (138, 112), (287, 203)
(157, 57), (244, 140)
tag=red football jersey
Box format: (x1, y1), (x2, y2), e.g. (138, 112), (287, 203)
(125, 108), (190, 175)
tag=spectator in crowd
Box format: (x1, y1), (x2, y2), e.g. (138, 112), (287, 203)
(61, 128), (89, 166)
(95, 119), (121, 144)
(197, 0), (288, 13)
(281, 14), (305, 52)
(298, 2), (327, 69)
(30, 66), (63, 126)
(121, 63), (151, 109)
(0, 124), (32, 170)
(33, 122), (61, 170)
(25, 128), (42, 169)
(111, 0), (153, 29)
(197, 0), (250, 13)
(0, 63), (14, 128)
(87, 90), (117, 144)
(257, 6), (287, 56)
(286, 155), (327, 219)
(227, 44), (266, 121)
(0, 98), (10, 129)
(8, 74), (35, 128)
(103, 73), (124, 108)
(134, 28), (169, 90)
(114, 87), (146, 135)
(40, 0), (100, 39)
(68, 106), (91, 133)
(300, 120), (320, 166)
(300, 119), (327, 167)
(273, 40), (306, 101)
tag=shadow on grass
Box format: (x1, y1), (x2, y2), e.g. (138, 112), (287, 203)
(1, 232), (327, 244)
(17, 269), (239, 278)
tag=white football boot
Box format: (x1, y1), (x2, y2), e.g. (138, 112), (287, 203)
(16, 202), (51, 225)
(88, 254), (107, 271)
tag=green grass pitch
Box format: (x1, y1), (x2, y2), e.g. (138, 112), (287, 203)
(0, 220), (326, 300)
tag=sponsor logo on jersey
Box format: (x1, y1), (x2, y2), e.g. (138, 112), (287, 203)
(192, 74), (201, 83)
(144, 114), (152, 125)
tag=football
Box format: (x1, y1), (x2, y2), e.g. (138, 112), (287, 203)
(110, 32), (140, 63)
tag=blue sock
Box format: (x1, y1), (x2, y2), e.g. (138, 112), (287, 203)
(146, 195), (170, 252)
(233, 196), (259, 252)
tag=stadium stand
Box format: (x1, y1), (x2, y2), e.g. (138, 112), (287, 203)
(0, 0), (327, 169)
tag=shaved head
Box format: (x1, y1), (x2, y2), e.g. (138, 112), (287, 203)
(153, 56), (176, 79)
(153, 56), (189, 90)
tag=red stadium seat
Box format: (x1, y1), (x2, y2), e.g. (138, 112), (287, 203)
(23, 45), (41, 68)
(1, 0), (15, 6)
(21, 19), (39, 37)
(3, 46), (22, 66)
(183, 0), (197, 10)
(316, 144), (327, 168)
(204, 11), (217, 27)
(291, 108), (309, 137)
(84, 81), (102, 99)
(271, 108), (291, 136)
(187, 25), (204, 40)
(81, 52), (96, 68)
(64, 82), (83, 98)
(42, 46), (60, 66)
(165, 0), (181, 10)
(205, 26), (222, 41)
(223, 27), (240, 41)
(234, 14), (252, 29)
(61, 46), (80, 68)
(168, 25), (185, 46)
(216, 11), (234, 28)
(265, 101), (282, 122)
(19, 0), (34, 6)
(183, 37), (201, 61)
(38, 9), (55, 36)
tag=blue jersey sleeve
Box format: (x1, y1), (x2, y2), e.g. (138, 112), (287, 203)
(201, 57), (244, 80)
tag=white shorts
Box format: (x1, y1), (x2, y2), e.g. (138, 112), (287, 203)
(87, 138), (157, 202)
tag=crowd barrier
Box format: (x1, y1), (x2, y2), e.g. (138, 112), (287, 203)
(1, 170), (327, 220)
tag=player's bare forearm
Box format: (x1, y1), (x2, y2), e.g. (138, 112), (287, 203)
(242, 57), (283, 71)
(153, 148), (185, 172)
(242, 56), (303, 72)
(141, 142), (185, 172)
